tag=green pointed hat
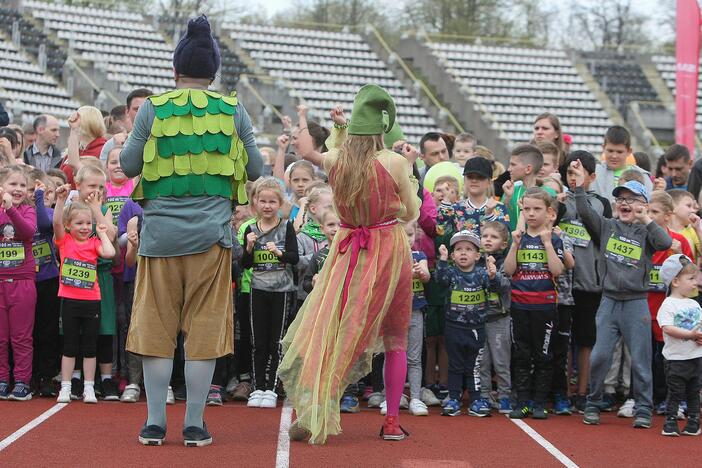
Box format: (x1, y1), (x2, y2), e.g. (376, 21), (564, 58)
(348, 84), (396, 136)
(383, 119), (405, 148)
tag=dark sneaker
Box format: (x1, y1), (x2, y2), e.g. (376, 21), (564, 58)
(183, 422), (212, 447)
(633, 413), (652, 429)
(574, 395), (586, 414)
(39, 377), (56, 397)
(682, 418), (701, 436)
(206, 385), (223, 406)
(531, 402), (548, 420)
(139, 424), (166, 446)
(509, 402), (530, 419)
(173, 384), (187, 401)
(0, 381), (9, 400)
(601, 393), (616, 412)
(553, 395), (572, 415)
(9, 381), (32, 401)
(70, 378), (83, 400)
(441, 398), (461, 416)
(340, 395), (360, 413)
(661, 417), (680, 436)
(583, 406), (600, 425)
(101, 378), (120, 401)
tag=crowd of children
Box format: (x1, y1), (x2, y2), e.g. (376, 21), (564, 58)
(2, 104), (702, 438)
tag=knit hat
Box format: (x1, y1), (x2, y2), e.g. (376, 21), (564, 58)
(173, 15), (221, 79)
(383, 120), (405, 149)
(348, 85), (396, 136)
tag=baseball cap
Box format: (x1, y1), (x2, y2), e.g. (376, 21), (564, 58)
(660, 254), (693, 290)
(463, 157), (492, 179)
(612, 180), (649, 203)
(450, 230), (481, 250)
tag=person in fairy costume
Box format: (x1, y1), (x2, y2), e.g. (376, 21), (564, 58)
(279, 84), (420, 444)
(119, 15), (262, 447)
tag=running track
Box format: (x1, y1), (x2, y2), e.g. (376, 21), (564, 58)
(0, 399), (696, 467)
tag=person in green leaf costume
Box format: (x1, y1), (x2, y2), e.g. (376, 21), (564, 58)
(119, 15), (262, 447)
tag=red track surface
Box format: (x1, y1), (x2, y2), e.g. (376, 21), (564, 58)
(0, 399), (698, 467)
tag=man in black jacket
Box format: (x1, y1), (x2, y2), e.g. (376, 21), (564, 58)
(22, 114), (62, 170)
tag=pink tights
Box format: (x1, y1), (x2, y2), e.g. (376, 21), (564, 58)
(384, 350), (407, 417)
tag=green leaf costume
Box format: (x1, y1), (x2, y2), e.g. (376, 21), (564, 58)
(132, 89), (249, 203)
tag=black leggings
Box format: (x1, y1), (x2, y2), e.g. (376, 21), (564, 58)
(33, 278), (60, 379)
(250, 289), (294, 391)
(61, 299), (100, 358)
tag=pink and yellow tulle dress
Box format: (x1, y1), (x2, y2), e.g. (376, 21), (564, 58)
(278, 150), (413, 444)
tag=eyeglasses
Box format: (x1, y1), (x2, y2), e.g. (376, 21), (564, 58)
(614, 196), (643, 206)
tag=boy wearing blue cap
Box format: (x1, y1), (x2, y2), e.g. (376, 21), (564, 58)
(570, 161), (672, 429)
(657, 254), (702, 436)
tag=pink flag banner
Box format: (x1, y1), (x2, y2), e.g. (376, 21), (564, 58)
(675, 0), (702, 156)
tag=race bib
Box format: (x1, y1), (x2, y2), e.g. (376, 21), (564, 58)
(412, 279), (424, 293)
(60, 258), (97, 289)
(517, 248), (548, 271)
(105, 196), (128, 225)
(605, 234), (642, 267)
(253, 249), (283, 271)
(648, 264), (665, 292)
(488, 291), (502, 309)
(559, 220), (591, 248)
(32, 239), (52, 266)
(0, 241), (25, 267)
(451, 289), (486, 307)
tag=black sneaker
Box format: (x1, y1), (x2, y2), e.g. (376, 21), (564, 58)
(139, 424), (166, 446)
(682, 418), (701, 436)
(509, 402), (530, 419)
(601, 393), (616, 412)
(101, 378), (120, 401)
(70, 378), (83, 400)
(183, 422), (212, 447)
(661, 417), (680, 436)
(583, 406), (600, 425)
(633, 413), (652, 429)
(39, 377), (56, 397)
(574, 394), (587, 414)
(173, 384), (187, 401)
(531, 402), (548, 420)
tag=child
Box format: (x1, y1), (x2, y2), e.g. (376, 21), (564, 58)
(502, 144), (543, 231)
(284, 160), (316, 220)
(0, 166), (37, 401)
(668, 189), (702, 262)
(647, 191), (693, 417)
(405, 221), (431, 416)
(32, 176), (62, 397)
(242, 177), (299, 409)
(505, 188), (564, 419)
(536, 141), (560, 178)
(437, 230), (497, 417)
(478, 221), (512, 414)
(302, 208), (339, 294)
(432, 175), (460, 207)
(657, 254), (702, 436)
(593, 126), (652, 202)
(103, 146), (134, 225)
(571, 161), (672, 428)
(452, 133), (476, 168)
(53, 186), (116, 403)
(559, 151), (612, 412)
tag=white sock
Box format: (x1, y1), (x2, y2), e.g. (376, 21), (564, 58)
(101, 374), (111, 382)
(84, 381), (94, 388)
(72, 371), (81, 379)
(61, 381), (71, 389)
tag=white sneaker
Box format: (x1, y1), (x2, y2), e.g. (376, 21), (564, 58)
(260, 390), (278, 408)
(367, 391), (384, 408)
(247, 389), (263, 407)
(420, 387), (441, 406)
(380, 400), (387, 415)
(677, 406), (686, 420)
(120, 384), (141, 403)
(409, 398), (429, 416)
(83, 386), (97, 404)
(166, 386), (175, 405)
(617, 398), (635, 418)
(57, 386), (71, 403)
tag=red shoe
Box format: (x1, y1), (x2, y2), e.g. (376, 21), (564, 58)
(379, 415), (409, 441)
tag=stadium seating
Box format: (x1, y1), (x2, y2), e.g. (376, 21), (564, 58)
(0, 35), (79, 119)
(225, 23), (439, 143)
(652, 55), (702, 132)
(581, 51), (658, 119)
(426, 42), (614, 153)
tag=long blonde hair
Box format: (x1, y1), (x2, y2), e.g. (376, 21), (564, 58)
(332, 134), (384, 204)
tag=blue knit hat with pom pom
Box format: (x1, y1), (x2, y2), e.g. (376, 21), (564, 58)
(173, 15), (221, 79)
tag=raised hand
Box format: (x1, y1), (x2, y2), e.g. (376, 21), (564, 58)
(539, 229), (553, 245)
(670, 239), (682, 254)
(86, 191), (102, 210)
(502, 180), (514, 200)
(653, 177), (667, 192)
(486, 255), (497, 278)
(438, 244), (449, 261)
(1, 190), (11, 209)
(277, 134), (290, 150)
(296, 104), (309, 119)
(634, 204), (651, 224)
(511, 229), (524, 246)
(35, 180), (47, 193)
(68, 112), (81, 131)
(246, 231), (258, 250)
(486, 196), (498, 212)
(329, 106), (346, 126)
(568, 160), (585, 188)
(55, 184), (71, 202)
(281, 115), (293, 132)
(127, 231), (139, 247)
(95, 223), (108, 235)
(265, 241), (282, 256)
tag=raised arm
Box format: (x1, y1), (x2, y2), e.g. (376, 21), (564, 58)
(65, 112), (83, 173)
(52, 184), (70, 241)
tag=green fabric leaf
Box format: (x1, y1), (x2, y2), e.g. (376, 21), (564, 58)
(219, 99), (235, 115)
(142, 180), (158, 199)
(173, 102), (191, 116)
(171, 134), (190, 156)
(151, 118), (164, 137)
(237, 180), (248, 203)
(191, 105), (206, 117)
(158, 155), (175, 177)
(220, 155), (235, 176)
(190, 153), (208, 174)
(191, 90), (208, 109)
(154, 100), (174, 120)
(144, 139), (156, 163)
(157, 137), (172, 157)
(179, 116), (194, 135)
(173, 90), (189, 107)
(171, 174), (189, 196)
(188, 134), (203, 154)
(174, 154), (191, 175)
(142, 161), (159, 181)
(222, 94), (238, 107)
(220, 113), (234, 136)
(150, 90), (178, 107)
(206, 154), (222, 175)
(206, 96), (220, 114)
(156, 177), (173, 196)
(163, 117), (180, 137)
(193, 115), (207, 135)
(202, 133), (219, 152)
(205, 113), (220, 134)
(189, 174), (205, 195)
(204, 174), (223, 196)
(217, 133), (231, 154)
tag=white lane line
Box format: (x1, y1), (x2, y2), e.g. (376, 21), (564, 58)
(0, 403), (67, 452)
(508, 417), (579, 468)
(275, 399), (293, 468)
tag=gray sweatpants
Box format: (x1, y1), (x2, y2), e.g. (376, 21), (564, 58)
(480, 315), (512, 399)
(407, 310), (424, 400)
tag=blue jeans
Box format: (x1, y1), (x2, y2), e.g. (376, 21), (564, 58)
(587, 296), (653, 416)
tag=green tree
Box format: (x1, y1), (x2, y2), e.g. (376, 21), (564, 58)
(568, 0), (651, 50)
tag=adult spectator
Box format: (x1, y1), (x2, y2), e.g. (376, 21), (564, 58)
(100, 88), (153, 161)
(22, 114), (61, 170)
(663, 144), (692, 191)
(0, 101), (9, 126)
(418, 131), (450, 179)
(533, 112), (566, 165)
(61, 106), (107, 187)
(105, 105), (129, 135)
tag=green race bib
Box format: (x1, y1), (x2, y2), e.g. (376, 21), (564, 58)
(412, 279), (424, 293)
(648, 264), (665, 292)
(451, 289), (486, 306)
(559, 220), (591, 247)
(0, 241), (24, 267)
(60, 258), (97, 289)
(105, 196), (128, 225)
(32, 239), (52, 266)
(253, 249), (283, 271)
(605, 234), (642, 267)
(517, 248), (548, 271)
